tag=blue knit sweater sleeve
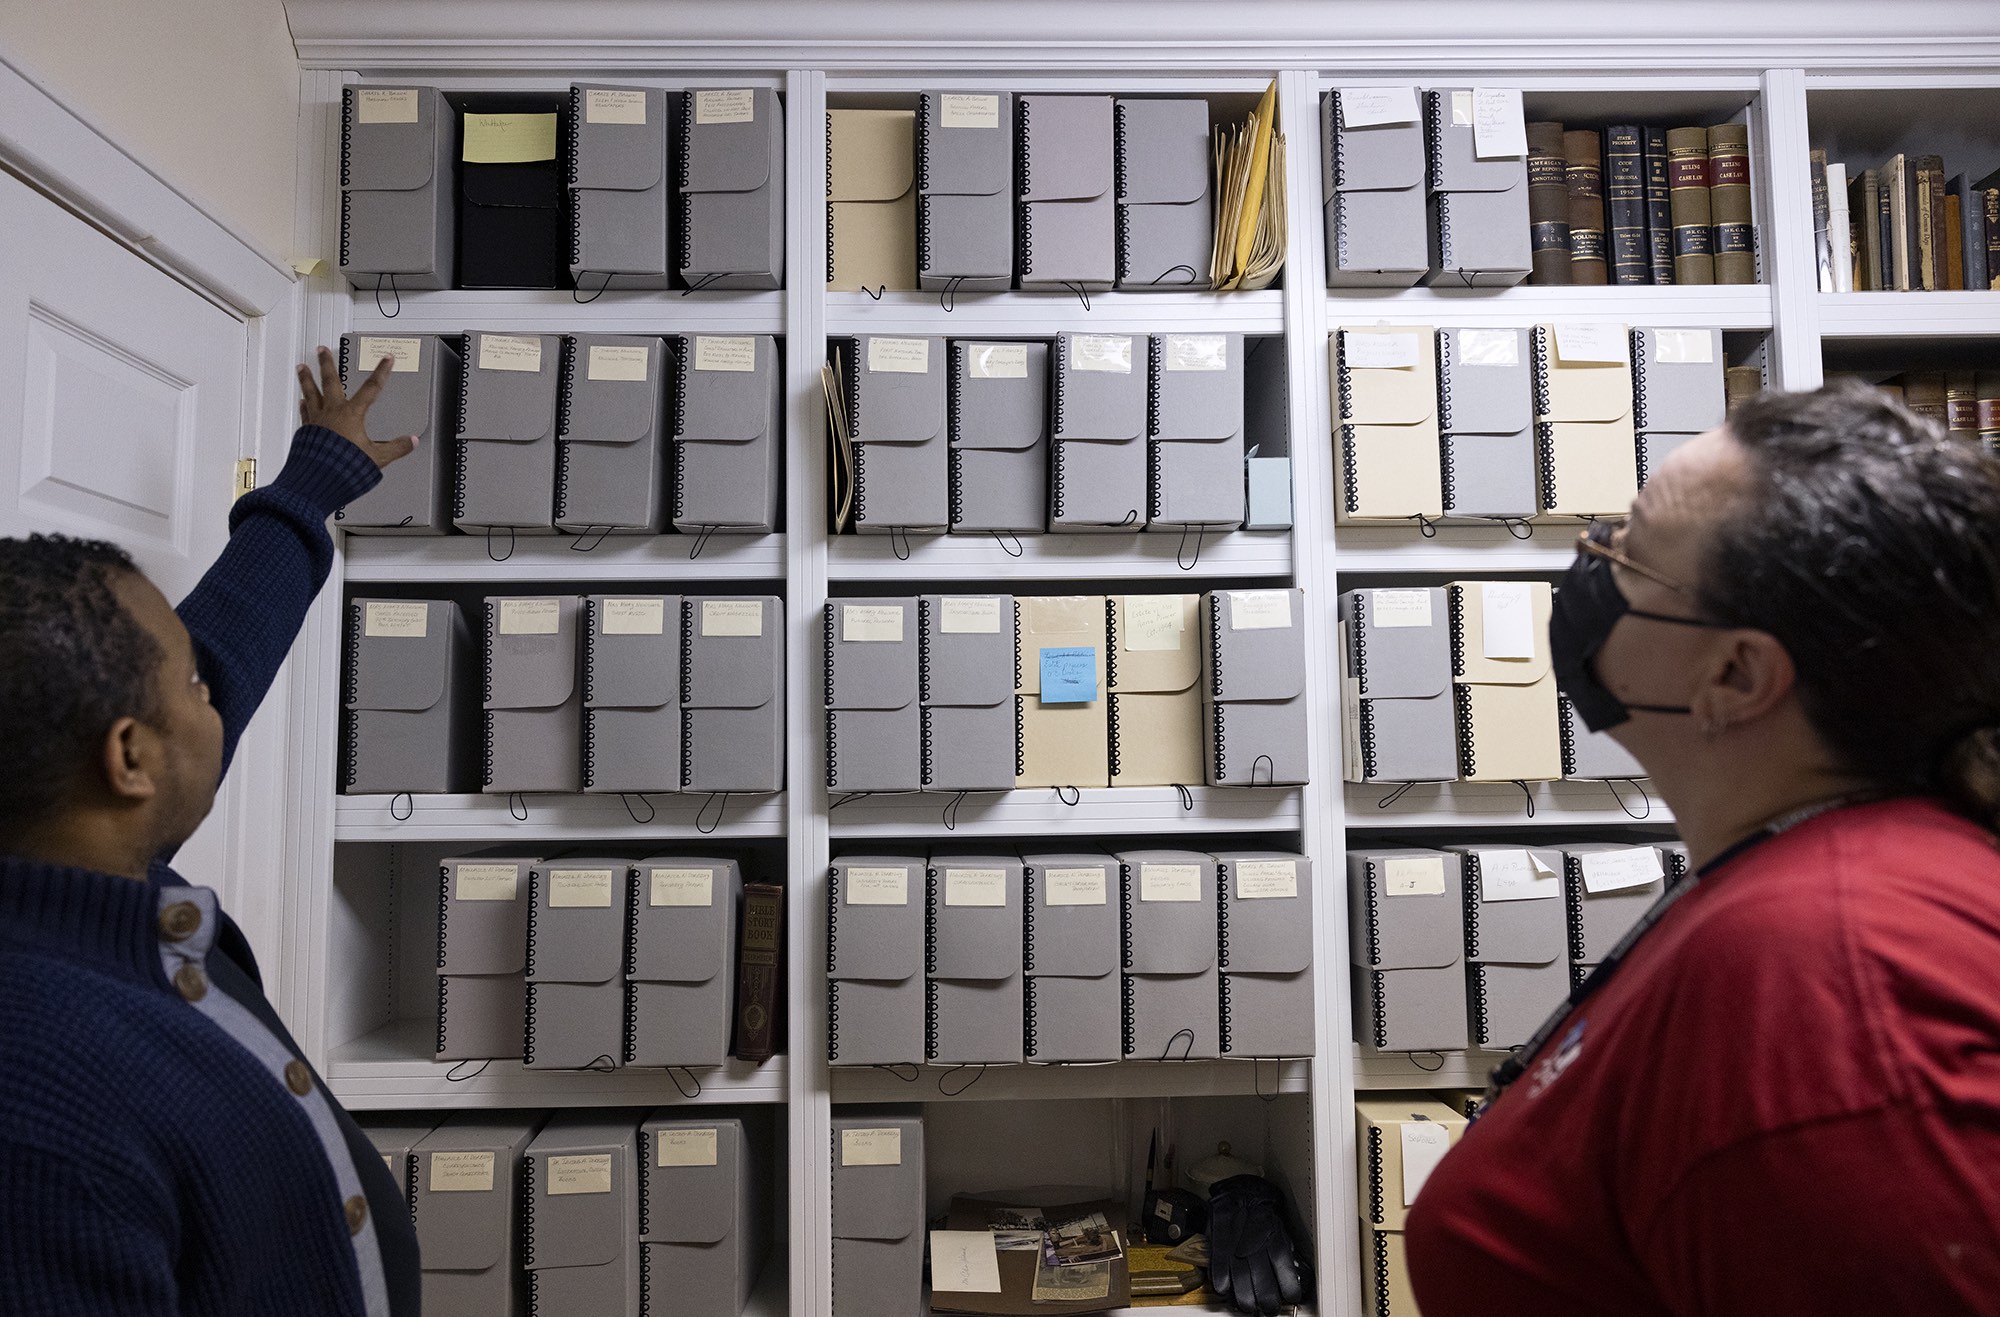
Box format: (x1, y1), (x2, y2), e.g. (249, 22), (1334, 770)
(0, 1138), (177, 1314)
(175, 426), (380, 775)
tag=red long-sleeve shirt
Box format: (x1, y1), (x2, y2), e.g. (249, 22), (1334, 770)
(1408, 796), (2000, 1315)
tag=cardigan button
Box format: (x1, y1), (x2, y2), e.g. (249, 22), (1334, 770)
(158, 902), (202, 942)
(173, 963), (208, 1003)
(345, 1195), (368, 1235)
(284, 1060), (314, 1097)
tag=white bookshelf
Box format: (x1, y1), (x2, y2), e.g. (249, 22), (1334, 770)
(268, 8), (2000, 1315)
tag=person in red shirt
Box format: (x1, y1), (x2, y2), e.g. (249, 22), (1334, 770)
(1407, 380), (2000, 1315)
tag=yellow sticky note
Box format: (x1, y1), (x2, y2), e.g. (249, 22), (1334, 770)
(463, 113), (558, 164)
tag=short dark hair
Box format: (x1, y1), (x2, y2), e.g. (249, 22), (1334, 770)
(1699, 379), (2000, 830)
(0, 534), (162, 842)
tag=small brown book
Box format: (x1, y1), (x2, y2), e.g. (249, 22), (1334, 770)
(1724, 365), (1763, 411)
(1563, 129), (1608, 285)
(1946, 372), (1980, 437)
(1899, 371), (1948, 426)
(1526, 120), (1572, 285)
(1666, 127), (1715, 284)
(1945, 201), (1966, 290)
(1707, 123), (1755, 284)
(730, 880), (784, 1063)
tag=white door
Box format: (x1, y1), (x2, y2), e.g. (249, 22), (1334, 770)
(0, 169), (250, 899)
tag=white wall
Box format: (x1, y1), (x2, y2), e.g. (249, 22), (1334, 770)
(0, 0), (299, 257)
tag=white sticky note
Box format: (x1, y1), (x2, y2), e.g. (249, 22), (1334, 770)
(1164, 335), (1228, 372)
(1480, 583), (1536, 660)
(940, 94), (1001, 130)
(940, 597), (1002, 634)
(694, 336), (758, 372)
(1580, 848), (1665, 894)
(547, 1153), (612, 1195)
(840, 1127), (902, 1166)
(650, 867), (715, 907)
(1339, 86), (1420, 128)
(1384, 856), (1446, 898)
(1479, 849), (1560, 902)
(695, 89), (756, 124)
(1456, 328), (1520, 367)
(602, 598), (665, 635)
(968, 344), (1028, 379)
(455, 864), (519, 902)
(1230, 590), (1293, 631)
(499, 598), (561, 636)
(356, 88), (418, 124)
(1369, 589), (1433, 630)
(1554, 323), (1630, 365)
(586, 88), (648, 125)
(842, 604), (905, 643)
(1123, 596), (1187, 651)
(1401, 1122), (1452, 1205)
(701, 600), (764, 637)
(945, 868), (1007, 907)
(364, 601), (429, 638)
(429, 1150), (494, 1192)
(357, 336), (422, 374)
(659, 1128), (718, 1167)
(1070, 334), (1133, 374)
(1471, 88), (1528, 158)
(1235, 860), (1298, 899)
(845, 867), (909, 905)
(1451, 90), (1475, 126)
(931, 1230), (1004, 1294)
(1046, 867), (1108, 905)
(1343, 330), (1421, 370)
(549, 868), (615, 908)
(868, 337), (931, 374)
(478, 334), (544, 373)
(588, 344), (650, 382)
(1140, 863), (1201, 902)
(1653, 328), (1716, 365)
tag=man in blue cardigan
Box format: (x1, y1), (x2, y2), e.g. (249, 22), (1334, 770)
(0, 350), (419, 1315)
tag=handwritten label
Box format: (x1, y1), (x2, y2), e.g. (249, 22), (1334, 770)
(940, 94), (1001, 130)
(659, 1128), (718, 1167)
(1553, 323), (1630, 365)
(931, 1230), (1004, 1293)
(1229, 590), (1293, 631)
(1038, 647), (1097, 704)
(1046, 867), (1107, 905)
(1343, 329), (1421, 370)
(546, 1154), (612, 1195)
(499, 597), (561, 636)
(587, 344), (650, 382)
(364, 601), (429, 638)
(1164, 335), (1228, 372)
(586, 88), (648, 125)
(1580, 848), (1665, 894)
(650, 867), (715, 907)
(1123, 596), (1187, 652)
(940, 597), (1002, 634)
(478, 334), (544, 373)
(694, 89), (756, 125)
(1339, 86), (1420, 128)
(429, 1150), (495, 1192)
(867, 337), (931, 374)
(1140, 863), (1201, 902)
(455, 863), (520, 902)
(842, 604), (905, 644)
(357, 336), (422, 374)
(700, 600), (764, 637)
(968, 343), (1028, 379)
(945, 867), (1007, 907)
(462, 113), (558, 164)
(549, 868), (615, 908)
(1070, 334), (1133, 374)
(694, 335), (758, 372)
(1479, 583), (1535, 660)
(1479, 849), (1560, 903)
(1457, 328), (1520, 367)
(356, 88), (419, 124)
(1401, 1122), (1452, 1205)
(1384, 856), (1447, 897)
(602, 598), (665, 635)
(1235, 859), (1299, 899)
(1471, 88), (1527, 158)
(1653, 328), (1715, 365)
(1369, 589), (1433, 630)
(845, 867), (909, 906)
(840, 1127), (902, 1166)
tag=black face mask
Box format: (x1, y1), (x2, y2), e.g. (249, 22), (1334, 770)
(1550, 532), (1724, 733)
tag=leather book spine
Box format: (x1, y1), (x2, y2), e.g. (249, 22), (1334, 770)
(731, 881), (784, 1063)
(1707, 123), (1755, 284)
(1916, 154), (1948, 290)
(1643, 127), (1674, 285)
(1604, 125), (1649, 285)
(1562, 129), (1608, 285)
(1525, 120), (1572, 285)
(1854, 171), (1882, 291)
(1946, 372), (1980, 439)
(1985, 190), (2000, 288)
(1900, 371), (1948, 427)
(1666, 127), (1715, 284)
(1724, 365), (1763, 411)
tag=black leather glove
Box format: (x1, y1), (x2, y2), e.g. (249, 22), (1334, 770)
(1205, 1174), (1308, 1315)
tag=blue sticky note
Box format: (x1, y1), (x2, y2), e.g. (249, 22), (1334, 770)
(1039, 647), (1097, 705)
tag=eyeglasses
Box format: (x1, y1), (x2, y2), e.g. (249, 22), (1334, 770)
(1577, 519), (1696, 597)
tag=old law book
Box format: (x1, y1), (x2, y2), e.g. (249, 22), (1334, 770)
(1525, 120), (1571, 285)
(1851, 168), (1882, 291)
(1562, 129), (1607, 284)
(1604, 125), (1649, 286)
(1708, 123), (1754, 284)
(1666, 127), (1715, 284)
(1912, 153), (1948, 291)
(1724, 365), (1763, 410)
(731, 880), (784, 1063)
(1644, 126), (1673, 284)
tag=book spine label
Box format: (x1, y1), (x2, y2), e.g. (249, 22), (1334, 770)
(1605, 127), (1649, 286)
(1644, 128), (1673, 285)
(730, 881), (784, 1063)
(1708, 126), (1755, 284)
(1667, 134), (1714, 284)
